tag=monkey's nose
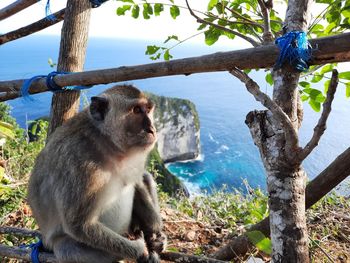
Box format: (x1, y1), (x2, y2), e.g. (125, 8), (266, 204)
(145, 126), (156, 135)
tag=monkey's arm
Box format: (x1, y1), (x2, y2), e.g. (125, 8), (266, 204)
(61, 191), (146, 260)
(132, 173), (162, 234)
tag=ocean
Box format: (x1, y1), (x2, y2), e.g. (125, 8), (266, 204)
(1, 35), (349, 194)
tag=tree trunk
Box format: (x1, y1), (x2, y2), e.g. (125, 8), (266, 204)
(47, 0), (91, 136)
(246, 0), (313, 261)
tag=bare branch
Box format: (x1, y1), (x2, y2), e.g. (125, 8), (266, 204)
(0, 244), (56, 262)
(0, 9), (65, 45)
(0, 0), (38, 21)
(229, 67), (299, 154)
(299, 69), (339, 161)
(185, 0), (260, 47)
(0, 226), (41, 238)
(257, 0), (273, 43)
(0, 243), (228, 263)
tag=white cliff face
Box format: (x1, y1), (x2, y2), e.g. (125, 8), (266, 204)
(150, 95), (200, 163)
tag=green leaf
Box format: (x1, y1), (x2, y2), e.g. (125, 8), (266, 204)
(164, 35), (179, 43)
(320, 64), (334, 75)
(0, 121), (15, 139)
(244, 69), (251, 74)
(145, 45), (160, 55)
(204, 27), (221, 46)
(142, 4), (150, 19)
(342, 8), (350, 18)
(154, 3), (164, 16)
(346, 82), (350, 98)
(164, 49), (173, 61)
(304, 88), (325, 103)
(170, 5), (180, 19)
(265, 73), (273, 86)
(338, 71), (350, 80)
(246, 231), (272, 255)
(131, 5), (140, 18)
(311, 73), (324, 83)
(116, 5), (132, 15)
(301, 94), (309, 101)
(207, 0), (218, 11)
(309, 99), (321, 112)
(299, 81), (310, 89)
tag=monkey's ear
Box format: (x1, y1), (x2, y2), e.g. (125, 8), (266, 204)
(90, 96), (109, 121)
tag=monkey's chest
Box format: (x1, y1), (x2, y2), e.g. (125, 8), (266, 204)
(98, 183), (135, 235)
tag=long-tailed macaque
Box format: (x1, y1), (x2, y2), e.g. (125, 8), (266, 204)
(28, 85), (166, 263)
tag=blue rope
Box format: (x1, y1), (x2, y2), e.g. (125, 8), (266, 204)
(20, 239), (43, 263)
(89, 0), (110, 8)
(45, 0), (56, 21)
(21, 71), (91, 100)
(21, 75), (47, 100)
(274, 31), (312, 72)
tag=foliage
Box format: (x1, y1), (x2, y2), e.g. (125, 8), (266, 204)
(166, 184), (268, 229)
(115, 0), (350, 112)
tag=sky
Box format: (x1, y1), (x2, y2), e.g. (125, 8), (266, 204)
(0, 0), (224, 45)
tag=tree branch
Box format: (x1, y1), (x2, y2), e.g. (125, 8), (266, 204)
(214, 146), (350, 260)
(229, 67), (299, 154)
(0, 9), (65, 45)
(185, 0), (260, 47)
(0, 0), (38, 21)
(0, 33), (349, 101)
(298, 69), (339, 161)
(0, 226), (41, 238)
(0, 242), (228, 263)
(257, 0), (273, 43)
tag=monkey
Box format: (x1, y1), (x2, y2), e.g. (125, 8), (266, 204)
(27, 85), (166, 263)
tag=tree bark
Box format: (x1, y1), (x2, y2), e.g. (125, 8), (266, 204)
(245, 1), (313, 261)
(214, 147), (350, 260)
(0, 0), (38, 21)
(47, 0), (91, 136)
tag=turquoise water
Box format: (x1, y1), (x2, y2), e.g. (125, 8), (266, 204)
(1, 35), (349, 194)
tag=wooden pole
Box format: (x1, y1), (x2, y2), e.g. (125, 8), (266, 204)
(0, 32), (349, 102)
(0, 0), (38, 21)
(47, 0), (91, 136)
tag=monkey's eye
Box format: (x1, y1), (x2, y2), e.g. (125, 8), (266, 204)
(133, 106), (142, 114)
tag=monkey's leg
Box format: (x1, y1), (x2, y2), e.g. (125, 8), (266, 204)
(52, 235), (116, 263)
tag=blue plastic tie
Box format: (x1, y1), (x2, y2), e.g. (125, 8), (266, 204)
(20, 239), (43, 263)
(89, 0), (110, 8)
(274, 31), (312, 72)
(21, 75), (47, 100)
(45, 0), (56, 21)
(21, 71), (91, 100)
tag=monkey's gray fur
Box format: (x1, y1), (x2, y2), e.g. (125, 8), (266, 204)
(28, 85), (166, 263)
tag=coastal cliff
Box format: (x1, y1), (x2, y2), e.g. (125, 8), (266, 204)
(147, 93), (201, 163)
(146, 93), (201, 196)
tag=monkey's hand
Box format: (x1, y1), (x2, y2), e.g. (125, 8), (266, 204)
(131, 236), (148, 259)
(145, 232), (167, 254)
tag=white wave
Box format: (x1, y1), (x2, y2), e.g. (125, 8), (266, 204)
(208, 133), (219, 144)
(214, 144), (230, 154)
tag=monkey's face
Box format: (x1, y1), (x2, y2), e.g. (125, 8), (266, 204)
(90, 89), (157, 153)
(123, 98), (157, 149)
